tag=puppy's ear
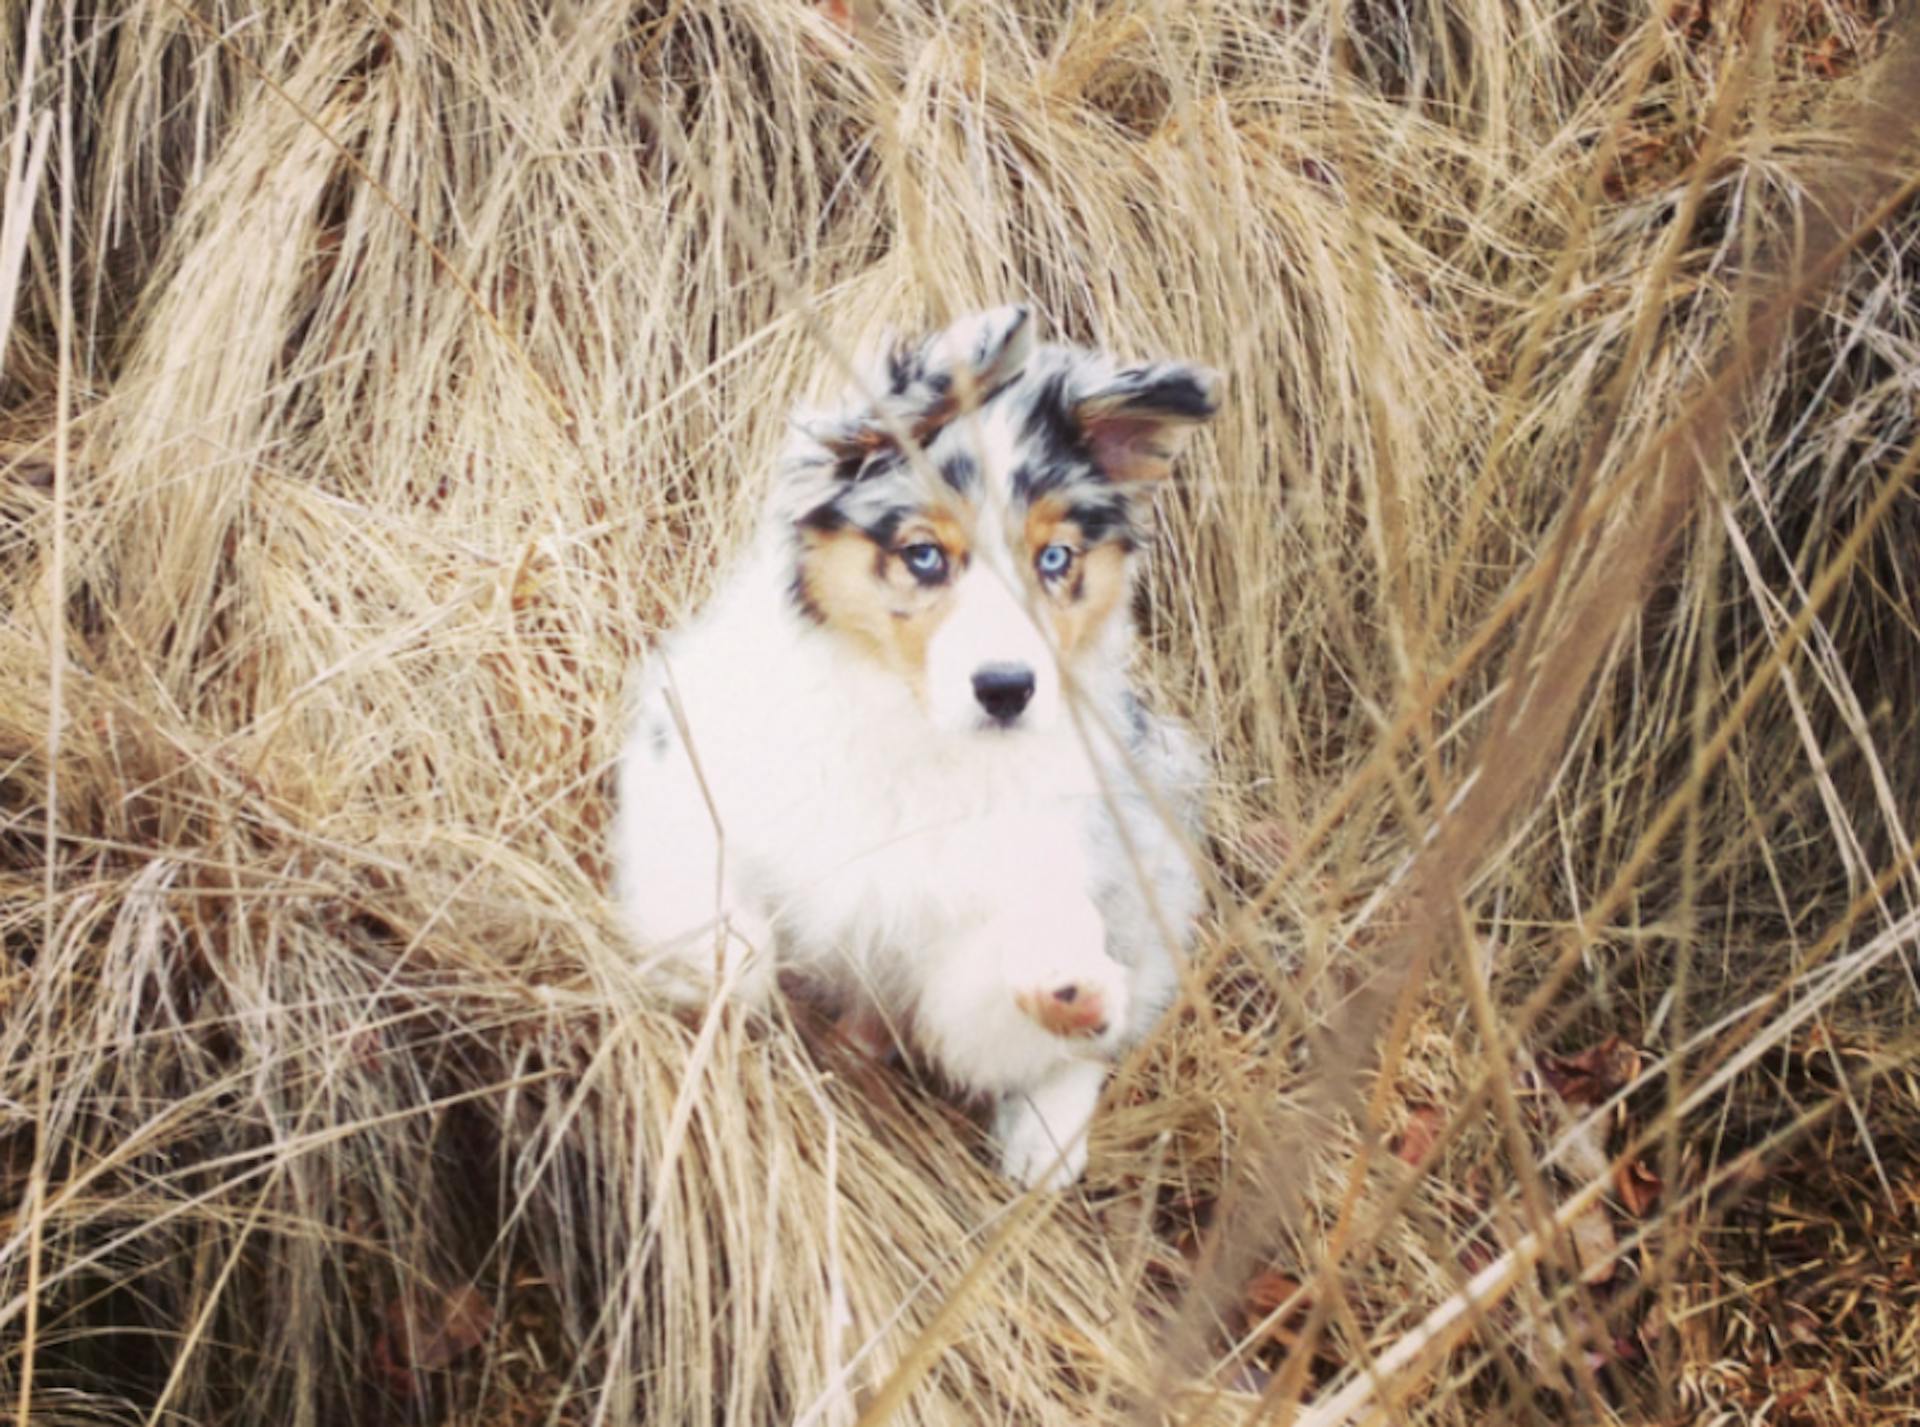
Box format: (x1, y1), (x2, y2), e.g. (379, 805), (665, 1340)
(910, 304), (1036, 409)
(798, 304), (1036, 460)
(1073, 362), (1221, 483)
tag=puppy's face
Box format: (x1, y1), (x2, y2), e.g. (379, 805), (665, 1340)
(782, 308), (1218, 736)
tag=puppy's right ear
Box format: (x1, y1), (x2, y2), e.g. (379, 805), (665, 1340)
(1072, 361), (1222, 485)
(777, 305), (1035, 526)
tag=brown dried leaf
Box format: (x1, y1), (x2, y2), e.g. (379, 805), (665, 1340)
(1240, 1270), (1308, 1347)
(1537, 1035), (1642, 1108)
(1244, 1270), (1303, 1315)
(1392, 1103), (1444, 1167)
(1616, 1157), (1662, 1217)
(1568, 1202), (1618, 1286)
(1559, 1116), (1613, 1186)
(372, 1283), (493, 1394)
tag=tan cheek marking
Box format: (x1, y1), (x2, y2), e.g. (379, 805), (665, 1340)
(799, 528), (897, 663)
(799, 524), (965, 683)
(1048, 543), (1130, 656)
(882, 603), (943, 678)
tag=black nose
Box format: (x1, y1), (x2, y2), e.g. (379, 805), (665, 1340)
(971, 664), (1036, 723)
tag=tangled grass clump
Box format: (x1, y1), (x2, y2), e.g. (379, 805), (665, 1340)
(1, 1), (1917, 1422)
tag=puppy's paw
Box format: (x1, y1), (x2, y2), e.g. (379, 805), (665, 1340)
(1015, 959), (1128, 1042)
(1015, 981), (1110, 1039)
(992, 1059), (1109, 1191)
(995, 1096), (1090, 1191)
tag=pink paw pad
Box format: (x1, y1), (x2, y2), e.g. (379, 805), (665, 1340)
(1016, 982), (1110, 1039)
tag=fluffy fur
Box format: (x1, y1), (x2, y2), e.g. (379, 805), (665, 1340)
(612, 307), (1217, 1188)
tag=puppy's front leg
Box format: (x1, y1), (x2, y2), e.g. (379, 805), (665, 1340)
(993, 1057), (1110, 1191)
(911, 893), (1127, 1188)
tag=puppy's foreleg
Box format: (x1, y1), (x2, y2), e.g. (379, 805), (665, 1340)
(993, 1057), (1110, 1191)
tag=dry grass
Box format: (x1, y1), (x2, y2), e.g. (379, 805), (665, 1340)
(2, 0), (1917, 1422)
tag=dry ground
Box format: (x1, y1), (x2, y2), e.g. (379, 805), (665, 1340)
(2, 1), (1918, 1423)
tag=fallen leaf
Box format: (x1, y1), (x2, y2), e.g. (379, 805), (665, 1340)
(1392, 1103), (1444, 1166)
(372, 1283), (493, 1395)
(1244, 1269), (1303, 1315)
(1558, 1116), (1612, 1185)
(1537, 1035), (1642, 1108)
(1616, 1157), (1662, 1216)
(1567, 1200), (1618, 1285)
(1240, 1270), (1309, 1346)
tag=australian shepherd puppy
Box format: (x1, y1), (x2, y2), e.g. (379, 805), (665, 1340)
(612, 307), (1217, 1189)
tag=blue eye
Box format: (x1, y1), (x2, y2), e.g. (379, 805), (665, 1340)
(1036, 543), (1075, 578)
(902, 543), (948, 581)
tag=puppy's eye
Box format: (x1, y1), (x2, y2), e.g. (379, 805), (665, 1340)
(901, 542), (949, 582)
(1035, 543), (1075, 578)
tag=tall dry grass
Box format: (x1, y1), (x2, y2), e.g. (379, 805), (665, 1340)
(1, 1), (1916, 1422)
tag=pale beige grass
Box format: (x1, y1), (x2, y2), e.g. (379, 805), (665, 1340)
(1, 2), (1917, 1424)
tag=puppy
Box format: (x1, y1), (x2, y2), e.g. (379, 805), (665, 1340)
(612, 306), (1215, 1188)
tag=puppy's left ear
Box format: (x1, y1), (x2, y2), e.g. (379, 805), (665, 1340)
(1074, 363), (1222, 483)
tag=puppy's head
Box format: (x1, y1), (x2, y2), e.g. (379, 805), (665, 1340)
(779, 306), (1219, 736)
